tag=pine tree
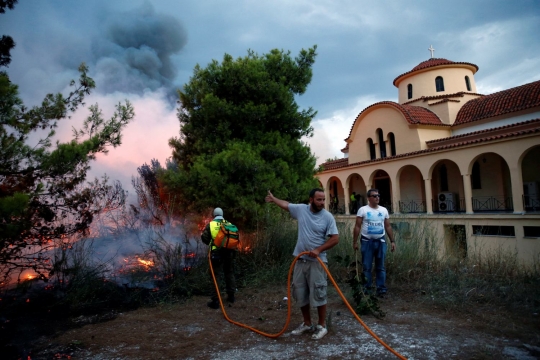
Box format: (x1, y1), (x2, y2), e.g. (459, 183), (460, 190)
(163, 47), (320, 227)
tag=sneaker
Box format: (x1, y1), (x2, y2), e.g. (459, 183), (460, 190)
(291, 322), (314, 335)
(207, 300), (219, 309)
(311, 325), (328, 340)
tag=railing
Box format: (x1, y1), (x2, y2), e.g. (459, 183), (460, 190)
(398, 199), (426, 213)
(332, 194), (538, 215)
(432, 198), (465, 213)
(330, 204), (346, 215)
(523, 195), (540, 212)
(472, 196), (513, 212)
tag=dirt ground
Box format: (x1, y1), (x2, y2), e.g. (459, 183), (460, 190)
(25, 285), (540, 360)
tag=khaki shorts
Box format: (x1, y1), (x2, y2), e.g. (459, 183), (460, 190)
(292, 259), (328, 308)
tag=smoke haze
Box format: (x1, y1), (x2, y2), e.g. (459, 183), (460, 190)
(92, 2), (187, 98)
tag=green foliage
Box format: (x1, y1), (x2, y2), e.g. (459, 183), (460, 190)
(0, 64), (134, 285)
(0, 1), (17, 67)
(333, 253), (386, 319)
(163, 47), (320, 227)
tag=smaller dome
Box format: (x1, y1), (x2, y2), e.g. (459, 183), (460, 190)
(393, 58), (479, 87)
(412, 58), (458, 71)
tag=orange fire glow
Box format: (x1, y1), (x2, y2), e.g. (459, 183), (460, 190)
(137, 258), (154, 267)
(197, 217), (212, 231)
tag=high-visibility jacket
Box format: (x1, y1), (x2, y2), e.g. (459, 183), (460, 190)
(209, 219), (223, 251)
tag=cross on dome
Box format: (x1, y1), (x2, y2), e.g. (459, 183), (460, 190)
(428, 45), (435, 58)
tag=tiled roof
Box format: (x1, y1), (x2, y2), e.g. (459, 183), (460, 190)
(393, 58), (479, 86)
(427, 118), (540, 145)
(320, 119), (540, 172)
(345, 101), (446, 140)
(430, 98), (461, 106)
(454, 80), (540, 125)
(402, 91), (483, 105)
(321, 158), (348, 170)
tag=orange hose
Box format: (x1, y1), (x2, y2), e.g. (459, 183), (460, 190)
(209, 250), (407, 360)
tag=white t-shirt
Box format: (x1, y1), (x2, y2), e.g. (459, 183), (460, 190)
(357, 205), (389, 241)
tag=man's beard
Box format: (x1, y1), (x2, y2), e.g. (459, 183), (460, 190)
(311, 202), (323, 212)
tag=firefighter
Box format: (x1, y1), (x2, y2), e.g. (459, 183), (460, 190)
(201, 207), (237, 309)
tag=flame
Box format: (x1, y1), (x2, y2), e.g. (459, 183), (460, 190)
(137, 258), (154, 267)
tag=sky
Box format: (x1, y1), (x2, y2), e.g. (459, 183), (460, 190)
(2, 0), (540, 201)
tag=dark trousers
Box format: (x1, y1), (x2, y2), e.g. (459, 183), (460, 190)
(210, 249), (236, 301)
(360, 236), (387, 294)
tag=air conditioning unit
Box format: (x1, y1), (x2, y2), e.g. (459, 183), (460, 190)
(438, 192), (455, 211)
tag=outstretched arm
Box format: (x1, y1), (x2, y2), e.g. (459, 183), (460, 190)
(265, 190), (290, 212)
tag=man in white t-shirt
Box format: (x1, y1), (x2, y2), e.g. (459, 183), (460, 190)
(352, 189), (395, 296)
(265, 188), (339, 340)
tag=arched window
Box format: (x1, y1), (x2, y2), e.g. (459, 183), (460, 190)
(439, 164), (448, 191)
(472, 161), (481, 189)
(377, 129), (386, 158)
(407, 84), (413, 99)
(368, 138), (376, 160)
(388, 132), (396, 156)
(465, 76), (471, 91)
(435, 76), (445, 92)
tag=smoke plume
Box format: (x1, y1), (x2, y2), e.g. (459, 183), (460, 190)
(91, 2), (187, 97)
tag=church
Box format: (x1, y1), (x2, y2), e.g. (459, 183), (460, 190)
(316, 46), (540, 263)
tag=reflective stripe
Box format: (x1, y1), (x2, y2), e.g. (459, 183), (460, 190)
(210, 220), (222, 250)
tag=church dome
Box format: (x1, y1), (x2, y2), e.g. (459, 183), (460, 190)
(414, 58), (459, 71)
(394, 58), (479, 87)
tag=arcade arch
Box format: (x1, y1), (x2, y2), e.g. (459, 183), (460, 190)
(397, 165), (425, 213)
(520, 145), (540, 212)
(371, 170), (392, 212)
(468, 153), (512, 212)
(430, 160), (463, 212)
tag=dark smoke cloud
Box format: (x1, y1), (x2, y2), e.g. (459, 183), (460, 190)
(92, 1), (187, 97)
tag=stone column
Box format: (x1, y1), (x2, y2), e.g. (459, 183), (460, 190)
(392, 179), (400, 214)
(509, 166), (524, 213)
(344, 187), (351, 215)
(325, 186), (331, 211)
(424, 178), (433, 214)
(462, 174), (473, 214)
